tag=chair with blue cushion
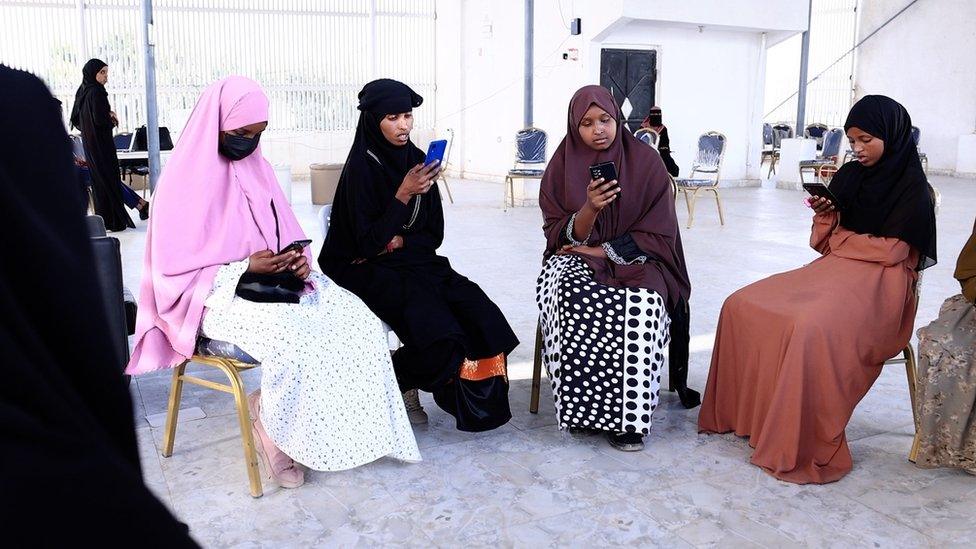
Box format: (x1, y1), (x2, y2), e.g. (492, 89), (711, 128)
(911, 125), (928, 173)
(674, 131), (726, 228)
(634, 128), (659, 149)
(505, 127), (548, 207)
(804, 123), (829, 150)
(799, 127), (845, 185)
(767, 123), (794, 177)
(760, 123), (777, 173)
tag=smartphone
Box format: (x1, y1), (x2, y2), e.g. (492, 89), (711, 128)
(588, 161), (620, 196)
(424, 139), (448, 167)
(278, 239), (312, 256)
(802, 182), (842, 209)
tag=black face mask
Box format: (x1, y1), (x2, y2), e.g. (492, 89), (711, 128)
(219, 132), (261, 161)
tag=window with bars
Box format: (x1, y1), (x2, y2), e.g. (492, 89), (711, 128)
(0, 0), (436, 132)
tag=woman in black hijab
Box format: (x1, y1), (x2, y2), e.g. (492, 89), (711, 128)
(70, 58), (138, 231)
(640, 106), (679, 177)
(828, 94), (937, 269)
(1, 65), (195, 546)
(699, 95), (936, 484)
(321, 79), (519, 432)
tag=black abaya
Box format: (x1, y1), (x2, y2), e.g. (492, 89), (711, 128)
(0, 65), (194, 547)
(73, 59), (133, 231)
(320, 80), (518, 432)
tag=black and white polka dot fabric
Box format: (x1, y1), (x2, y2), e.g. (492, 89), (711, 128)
(201, 260), (422, 471)
(536, 255), (669, 435)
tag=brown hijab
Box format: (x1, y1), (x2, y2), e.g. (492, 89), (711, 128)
(956, 218), (976, 304)
(540, 85), (690, 311)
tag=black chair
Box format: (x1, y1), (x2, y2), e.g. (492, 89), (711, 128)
(505, 127), (547, 207)
(87, 215), (137, 380)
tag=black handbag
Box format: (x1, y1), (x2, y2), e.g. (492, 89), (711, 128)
(235, 200), (305, 304)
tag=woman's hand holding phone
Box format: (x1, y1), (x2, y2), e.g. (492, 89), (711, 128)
(396, 161), (440, 204)
(247, 250), (290, 274)
(805, 196), (836, 214)
(585, 177), (619, 212)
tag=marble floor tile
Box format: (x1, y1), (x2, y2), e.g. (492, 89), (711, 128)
(453, 500), (688, 548)
(843, 433), (976, 545)
(111, 176), (976, 546)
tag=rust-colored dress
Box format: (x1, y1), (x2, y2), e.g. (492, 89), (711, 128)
(698, 211), (918, 484)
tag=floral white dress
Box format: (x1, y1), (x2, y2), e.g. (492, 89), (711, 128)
(201, 260), (421, 471)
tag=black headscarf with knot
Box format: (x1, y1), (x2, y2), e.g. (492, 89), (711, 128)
(69, 58), (107, 129)
(828, 95), (937, 270)
(353, 78), (425, 180)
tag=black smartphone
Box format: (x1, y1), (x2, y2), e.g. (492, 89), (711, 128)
(588, 161), (620, 196)
(278, 239), (312, 256)
(802, 182), (842, 209)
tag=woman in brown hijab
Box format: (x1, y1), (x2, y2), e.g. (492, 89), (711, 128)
(914, 219), (976, 474)
(538, 85), (691, 452)
(698, 95), (937, 484)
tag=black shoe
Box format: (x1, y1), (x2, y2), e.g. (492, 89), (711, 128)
(138, 201), (150, 220)
(607, 431), (645, 452)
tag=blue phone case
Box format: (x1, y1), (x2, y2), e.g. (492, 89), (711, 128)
(424, 139), (448, 166)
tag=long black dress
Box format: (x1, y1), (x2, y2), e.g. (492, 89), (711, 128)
(321, 104), (518, 433)
(0, 65), (194, 547)
(71, 59), (133, 231)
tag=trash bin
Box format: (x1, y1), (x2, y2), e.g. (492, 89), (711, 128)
(273, 164), (292, 203)
(310, 163), (343, 205)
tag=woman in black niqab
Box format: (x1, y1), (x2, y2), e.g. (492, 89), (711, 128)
(320, 79), (519, 433)
(71, 58), (135, 232)
(0, 65), (195, 547)
(829, 95), (937, 270)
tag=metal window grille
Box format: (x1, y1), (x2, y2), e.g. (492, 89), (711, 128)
(0, 0), (436, 132)
(766, 0), (858, 128)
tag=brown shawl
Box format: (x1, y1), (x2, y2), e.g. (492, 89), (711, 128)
(956, 218), (976, 304)
(540, 85), (690, 311)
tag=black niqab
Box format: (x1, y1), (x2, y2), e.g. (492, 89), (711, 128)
(829, 95), (937, 270)
(70, 58), (107, 129)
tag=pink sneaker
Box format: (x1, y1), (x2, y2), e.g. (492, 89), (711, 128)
(248, 392), (305, 489)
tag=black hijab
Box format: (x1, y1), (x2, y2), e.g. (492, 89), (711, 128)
(321, 79), (440, 265)
(829, 95), (937, 270)
(69, 58), (107, 129)
(353, 78), (425, 181)
(0, 65), (195, 546)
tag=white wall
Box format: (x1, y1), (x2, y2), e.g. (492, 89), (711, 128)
(855, 0), (976, 173)
(435, 0), (800, 183)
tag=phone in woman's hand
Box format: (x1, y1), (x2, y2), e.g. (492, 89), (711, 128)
(278, 239), (312, 256)
(589, 161), (620, 196)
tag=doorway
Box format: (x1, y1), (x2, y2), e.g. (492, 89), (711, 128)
(599, 48), (657, 133)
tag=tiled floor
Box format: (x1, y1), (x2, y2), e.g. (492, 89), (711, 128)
(118, 174), (976, 547)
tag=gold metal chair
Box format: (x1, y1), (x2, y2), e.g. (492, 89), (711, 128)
(161, 354), (264, 498)
(675, 131), (727, 228)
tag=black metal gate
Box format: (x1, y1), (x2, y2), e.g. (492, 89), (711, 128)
(599, 48), (657, 133)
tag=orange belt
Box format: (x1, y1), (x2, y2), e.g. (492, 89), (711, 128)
(459, 353), (508, 382)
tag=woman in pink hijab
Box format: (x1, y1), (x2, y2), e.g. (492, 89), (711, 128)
(127, 76), (420, 488)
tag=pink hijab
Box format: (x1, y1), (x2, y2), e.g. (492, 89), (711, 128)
(127, 76), (309, 374)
